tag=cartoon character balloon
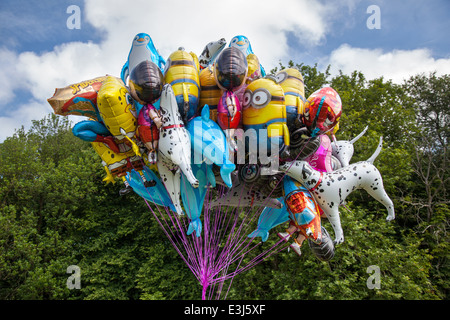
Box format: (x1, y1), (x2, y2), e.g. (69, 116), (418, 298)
(214, 46), (248, 91)
(129, 60), (164, 163)
(275, 68), (305, 132)
(229, 35), (266, 76)
(302, 87), (342, 137)
(242, 77), (290, 157)
(164, 47), (200, 123)
(121, 33), (166, 84)
(214, 47), (247, 150)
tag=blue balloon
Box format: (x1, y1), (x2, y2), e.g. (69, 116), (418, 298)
(229, 35), (266, 77)
(181, 160), (215, 237)
(121, 33), (166, 84)
(186, 105), (235, 188)
(247, 202), (289, 242)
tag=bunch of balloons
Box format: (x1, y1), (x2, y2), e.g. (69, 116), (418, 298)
(48, 33), (395, 263)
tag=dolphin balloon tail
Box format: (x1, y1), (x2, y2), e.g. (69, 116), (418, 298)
(220, 163), (236, 188)
(247, 228), (269, 242)
(187, 218), (203, 238)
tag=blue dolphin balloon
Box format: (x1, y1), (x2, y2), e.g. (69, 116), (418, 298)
(248, 176), (321, 242)
(121, 33), (166, 84)
(229, 35), (266, 77)
(186, 105), (236, 188)
(247, 176), (299, 242)
(247, 202), (288, 242)
(181, 160), (216, 237)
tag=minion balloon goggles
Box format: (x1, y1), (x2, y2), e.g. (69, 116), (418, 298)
(242, 76), (285, 109)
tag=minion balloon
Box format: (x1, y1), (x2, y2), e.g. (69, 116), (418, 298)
(164, 47), (200, 123)
(275, 68), (306, 132)
(198, 66), (222, 122)
(242, 77), (290, 156)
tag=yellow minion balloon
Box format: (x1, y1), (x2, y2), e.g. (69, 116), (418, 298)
(198, 66), (222, 122)
(242, 77), (290, 154)
(164, 47), (200, 122)
(275, 68), (305, 131)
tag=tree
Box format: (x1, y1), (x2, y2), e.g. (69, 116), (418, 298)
(1, 66), (448, 300)
(400, 72), (450, 298)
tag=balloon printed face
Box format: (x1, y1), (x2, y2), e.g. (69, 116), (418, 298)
(242, 78), (285, 115)
(229, 35), (251, 56)
(214, 47), (248, 91)
(97, 76), (137, 140)
(303, 87), (342, 136)
(129, 60), (164, 105)
(133, 33), (151, 47)
(242, 77), (290, 152)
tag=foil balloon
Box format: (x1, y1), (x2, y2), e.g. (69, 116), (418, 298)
(126, 167), (176, 212)
(305, 134), (334, 173)
(275, 68), (305, 132)
(229, 35), (266, 76)
(164, 47), (200, 122)
(242, 77), (290, 156)
(246, 54), (262, 84)
(198, 38), (227, 69)
(217, 90), (241, 151)
(47, 75), (108, 119)
(302, 87), (342, 137)
(121, 33), (166, 84)
(186, 105), (236, 188)
(157, 84), (199, 216)
(129, 60), (164, 106)
(213, 47), (248, 91)
(198, 66), (222, 122)
(279, 137), (395, 245)
(331, 126), (368, 168)
(129, 60), (164, 163)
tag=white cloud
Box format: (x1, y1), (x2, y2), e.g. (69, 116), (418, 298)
(0, 0), (448, 142)
(327, 44), (450, 83)
(0, 0), (334, 141)
(0, 99), (50, 141)
(83, 0), (331, 70)
(0, 48), (21, 104)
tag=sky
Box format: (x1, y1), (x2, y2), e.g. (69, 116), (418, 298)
(0, 0), (449, 142)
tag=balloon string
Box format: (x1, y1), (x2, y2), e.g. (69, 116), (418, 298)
(128, 135), (314, 299)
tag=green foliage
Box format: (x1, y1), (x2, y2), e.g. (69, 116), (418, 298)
(0, 68), (448, 300)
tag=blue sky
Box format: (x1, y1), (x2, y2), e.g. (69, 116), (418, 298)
(0, 0), (449, 141)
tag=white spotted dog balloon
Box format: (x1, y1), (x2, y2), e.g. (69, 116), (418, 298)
(331, 126), (368, 168)
(157, 84), (199, 216)
(280, 137), (395, 245)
